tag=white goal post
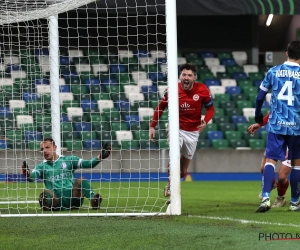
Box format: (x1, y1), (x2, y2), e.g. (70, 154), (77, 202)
(0, 0), (180, 217)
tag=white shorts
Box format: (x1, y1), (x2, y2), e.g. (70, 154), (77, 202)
(282, 160), (291, 168)
(179, 129), (199, 160)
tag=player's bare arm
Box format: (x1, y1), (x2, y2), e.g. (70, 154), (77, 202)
(247, 123), (261, 135)
(149, 127), (156, 143)
(197, 120), (206, 133)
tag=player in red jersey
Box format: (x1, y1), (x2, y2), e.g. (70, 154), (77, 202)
(247, 112), (291, 207)
(149, 63), (215, 197)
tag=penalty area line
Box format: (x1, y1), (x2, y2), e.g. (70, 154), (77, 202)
(188, 215), (300, 228)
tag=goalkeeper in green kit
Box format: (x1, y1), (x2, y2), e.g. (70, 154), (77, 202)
(21, 138), (111, 211)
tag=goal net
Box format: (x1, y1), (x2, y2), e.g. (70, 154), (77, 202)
(0, 0), (173, 216)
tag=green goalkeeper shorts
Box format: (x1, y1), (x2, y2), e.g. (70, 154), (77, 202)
(54, 189), (84, 210)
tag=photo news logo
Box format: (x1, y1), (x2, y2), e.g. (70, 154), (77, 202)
(259, 233), (300, 241)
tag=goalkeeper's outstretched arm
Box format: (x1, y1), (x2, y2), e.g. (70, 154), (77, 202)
(80, 143), (111, 169)
(21, 161), (41, 182)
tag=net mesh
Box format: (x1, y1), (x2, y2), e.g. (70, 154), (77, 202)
(0, 0), (169, 216)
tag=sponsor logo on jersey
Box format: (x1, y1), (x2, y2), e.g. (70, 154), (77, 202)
(61, 162), (67, 169)
(193, 94), (199, 101)
(180, 102), (190, 108)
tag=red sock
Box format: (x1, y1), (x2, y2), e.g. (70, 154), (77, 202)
(272, 177), (277, 186)
(277, 180), (289, 197)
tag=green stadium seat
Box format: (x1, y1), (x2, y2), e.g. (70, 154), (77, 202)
(248, 72), (264, 81)
(243, 131), (260, 141)
(230, 139), (247, 148)
(72, 115), (89, 123)
(217, 51), (232, 59)
(259, 65), (273, 74)
(111, 122), (127, 131)
(237, 79), (253, 88)
(226, 65), (243, 76)
(106, 84), (124, 94)
(241, 86), (258, 98)
(220, 100), (235, 109)
(230, 94), (247, 102)
(41, 132), (52, 139)
(28, 141), (41, 150)
(236, 123), (251, 133)
(199, 72), (214, 81)
(121, 140), (139, 150)
(218, 123), (235, 133)
(110, 93), (127, 102)
(196, 139), (210, 149)
(212, 139), (229, 149)
(205, 123), (218, 131)
(13, 108), (29, 116)
(214, 93), (230, 102)
(97, 131), (116, 141)
(61, 131), (78, 141)
(139, 140), (158, 150)
(236, 100), (253, 112)
(214, 108), (225, 117)
(248, 139), (265, 149)
(92, 93), (110, 101)
(159, 139), (169, 149)
(133, 130), (149, 140)
(62, 100), (79, 112)
(225, 131), (242, 140)
(21, 123), (37, 132)
(61, 122), (73, 132)
(122, 57), (138, 65)
(189, 58), (204, 68)
(213, 116), (230, 124)
(70, 85), (87, 96)
(185, 52), (198, 61)
(93, 121), (110, 132)
(216, 72), (231, 80)
(224, 108), (242, 117)
(80, 131), (97, 141)
(65, 140), (83, 150)
(261, 131), (267, 141)
(4, 130), (23, 141)
(10, 141), (26, 149)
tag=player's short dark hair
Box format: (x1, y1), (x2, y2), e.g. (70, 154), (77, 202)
(179, 63), (197, 76)
(287, 41), (300, 60)
(42, 138), (56, 146)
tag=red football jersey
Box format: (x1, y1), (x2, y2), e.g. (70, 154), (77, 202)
(150, 82), (214, 131)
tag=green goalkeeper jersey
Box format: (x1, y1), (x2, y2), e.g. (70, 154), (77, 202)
(29, 155), (100, 192)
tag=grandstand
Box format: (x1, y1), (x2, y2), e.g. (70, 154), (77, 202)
(0, 48), (269, 151)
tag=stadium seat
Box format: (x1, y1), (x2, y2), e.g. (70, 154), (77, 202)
(220, 79), (237, 87)
(242, 108), (255, 122)
(233, 72), (248, 81)
(139, 140), (159, 150)
(214, 93), (230, 102)
(225, 107), (242, 117)
(199, 71), (214, 82)
(128, 93), (144, 106)
(230, 139), (247, 148)
(213, 116), (230, 124)
(210, 65), (226, 77)
(207, 131), (223, 144)
(231, 115), (248, 128)
(111, 122), (128, 131)
(226, 65), (243, 76)
(225, 86), (241, 96)
(97, 100), (114, 113)
(209, 86), (225, 98)
(200, 51), (215, 59)
(121, 140), (140, 150)
(204, 79), (220, 87)
(24, 131), (42, 142)
(248, 72), (264, 81)
(225, 131), (242, 141)
(220, 58), (236, 66)
(243, 65), (259, 75)
(212, 139), (229, 149)
(248, 139), (265, 149)
(236, 100), (253, 112)
(131, 71), (148, 84)
(196, 139), (210, 149)
(232, 51), (247, 66)
(16, 115), (33, 129)
(65, 140), (82, 150)
(214, 108), (225, 117)
(216, 72), (231, 80)
(138, 108), (154, 121)
(218, 123), (235, 133)
(83, 140), (101, 150)
(9, 100), (25, 111)
(204, 58), (220, 69)
(124, 85), (140, 98)
(23, 93), (39, 102)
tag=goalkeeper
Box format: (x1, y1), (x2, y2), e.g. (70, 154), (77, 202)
(21, 138), (111, 211)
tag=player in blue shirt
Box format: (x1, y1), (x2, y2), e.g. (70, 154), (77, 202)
(255, 41), (300, 212)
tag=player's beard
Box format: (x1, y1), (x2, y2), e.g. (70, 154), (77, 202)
(181, 80), (193, 91)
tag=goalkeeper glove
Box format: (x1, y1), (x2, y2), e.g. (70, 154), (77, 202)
(99, 143), (111, 160)
(21, 161), (30, 178)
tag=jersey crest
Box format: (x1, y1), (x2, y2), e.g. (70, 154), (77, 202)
(61, 162), (67, 169)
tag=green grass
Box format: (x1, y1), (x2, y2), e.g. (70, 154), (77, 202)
(1, 181), (300, 250)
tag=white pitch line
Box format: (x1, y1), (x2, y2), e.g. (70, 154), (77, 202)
(188, 215), (300, 228)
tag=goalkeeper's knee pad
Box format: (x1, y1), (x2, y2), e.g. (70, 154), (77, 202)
(39, 191), (52, 211)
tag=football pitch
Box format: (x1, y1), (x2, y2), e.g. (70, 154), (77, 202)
(1, 181), (300, 250)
